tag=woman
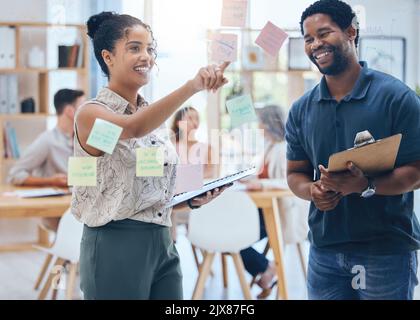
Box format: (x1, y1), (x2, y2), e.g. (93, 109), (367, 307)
(169, 106), (219, 241)
(241, 105), (309, 299)
(171, 106), (217, 179)
(72, 11), (230, 300)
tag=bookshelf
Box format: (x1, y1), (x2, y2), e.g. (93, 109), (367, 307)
(0, 22), (90, 183)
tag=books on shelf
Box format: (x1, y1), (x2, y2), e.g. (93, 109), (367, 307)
(0, 74), (18, 114)
(58, 44), (82, 68)
(2, 121), (20, 159)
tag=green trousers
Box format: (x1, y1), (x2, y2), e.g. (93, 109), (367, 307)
(79, 219), (183, 300)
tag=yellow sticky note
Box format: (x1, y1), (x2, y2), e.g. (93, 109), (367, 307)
(68, 157), (97, 186)
(136, 147), (164, 177)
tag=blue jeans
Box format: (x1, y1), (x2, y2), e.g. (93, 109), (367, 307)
(308, 246), (418, 300)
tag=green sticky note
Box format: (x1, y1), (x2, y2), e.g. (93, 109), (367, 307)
(136, 147), (164, 177)
(226, 94), (257, 127)
(87, 118), (123, 154)
(68, 157), (97, 186)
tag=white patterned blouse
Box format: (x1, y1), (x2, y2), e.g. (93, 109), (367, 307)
(71, 87), (178, 227)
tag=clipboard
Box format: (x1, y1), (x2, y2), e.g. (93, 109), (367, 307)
(166, 166), (256, 208)
(327, 131), (402, 176)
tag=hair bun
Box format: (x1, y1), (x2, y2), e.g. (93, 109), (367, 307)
(86, 11), (116, 40)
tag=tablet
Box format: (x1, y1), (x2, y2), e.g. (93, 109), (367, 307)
(14, 188), (71, 198)
(166, 166), (256, 208)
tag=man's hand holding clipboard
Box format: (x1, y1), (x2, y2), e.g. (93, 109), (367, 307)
(327, 131), (402, 176)
(318, 131), (402, 198)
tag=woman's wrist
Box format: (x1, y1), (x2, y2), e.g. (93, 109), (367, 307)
(187, 198), (201, 210)
(185, 80), (200, 95)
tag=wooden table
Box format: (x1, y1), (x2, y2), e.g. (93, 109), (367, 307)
(0, 185), (71, 251)
(1, 185), (295, 300)
(246, 189), (294, 300)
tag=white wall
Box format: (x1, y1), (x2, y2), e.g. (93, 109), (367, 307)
(0, 0), (47, 22)
(346, 0), (419, 89)
(249, 0), (315, 29)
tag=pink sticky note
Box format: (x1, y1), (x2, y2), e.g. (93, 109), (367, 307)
(175, 164), (204, 194)
(221, 0), (248, 27)
(210, 33), (238, 62)
(255, 21), (289, 56)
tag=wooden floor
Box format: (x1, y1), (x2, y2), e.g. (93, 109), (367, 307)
(0, 222), (419, 300)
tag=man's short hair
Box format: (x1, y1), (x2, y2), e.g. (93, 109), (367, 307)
(53, 89), (84, 115)
(300, 0), (360, 48)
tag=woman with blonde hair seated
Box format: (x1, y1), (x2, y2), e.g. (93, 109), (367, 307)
(241, 105), (309, 299)
(170, 106), (217, 179)
(170, 106), (219, 240)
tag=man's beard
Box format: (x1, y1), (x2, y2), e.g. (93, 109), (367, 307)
(310, 45), (350, 76)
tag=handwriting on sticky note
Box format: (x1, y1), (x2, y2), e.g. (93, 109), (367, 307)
(136, 147), (164, 177)
(68, 157), (97, 186)
(210, 33), (238, 62)
(226, 94), (257, 127)
(221, 0), (248, 27)
(87, 118), (123, 154)
(175, 164), (204, 194)
(255, 21), (288, 56)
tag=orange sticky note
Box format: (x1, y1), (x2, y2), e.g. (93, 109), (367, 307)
(210, 33), (238, 62)
(255, 21), (288, 56)
(221, 0), (248, 27)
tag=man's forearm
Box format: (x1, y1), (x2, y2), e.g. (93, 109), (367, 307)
(287, 172), (314, 201)
(374, 162), (420, 195)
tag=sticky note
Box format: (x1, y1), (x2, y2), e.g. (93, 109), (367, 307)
(226, 94), (257, 128)
(68, 157), (97, 186)
(175, 164), (204, 194)
(255, 21), (289, 56)
(136, 147), (164, 177)
(87, 118), (123, 154)
(221, 0), (248, 27)
(242, 46), (264, 70)
(210, 33), (238, 62)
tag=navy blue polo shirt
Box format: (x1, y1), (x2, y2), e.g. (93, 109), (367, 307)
(286, 61), (420, 254)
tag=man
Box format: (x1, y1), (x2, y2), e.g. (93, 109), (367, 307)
(8, 88), (85, 230)
(286, 0), (420, 300)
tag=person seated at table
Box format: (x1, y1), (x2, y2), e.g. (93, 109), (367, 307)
(7, 88), (85, 231)
(171, 105), (218, 179)
(241, 105), (309, 299)
(169, 106), (219, 241)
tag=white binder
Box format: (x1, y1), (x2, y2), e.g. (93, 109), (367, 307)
(0, 26), (16, 68)
(7, 74), (19, 113)
(0, 75), (8, 113)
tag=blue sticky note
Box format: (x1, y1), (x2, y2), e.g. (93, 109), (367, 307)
(226, 94), (257, 127)
(86, 118), (123, 154)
